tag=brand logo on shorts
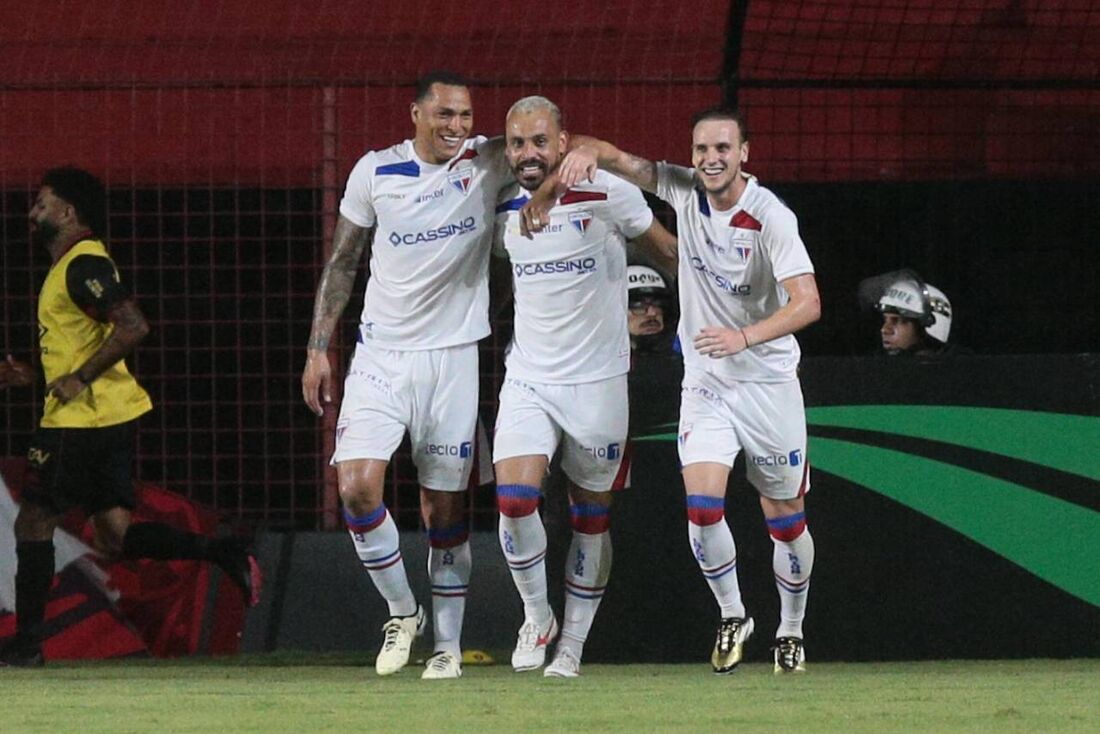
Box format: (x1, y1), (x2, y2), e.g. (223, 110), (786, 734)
(581, 442), (620, 460)
(425, 441), (472, 458)
(751, 449), (802, 467)
(683, 385), (721, 404)
(678, 423), (693, 446)
(26, 448), (50, 467)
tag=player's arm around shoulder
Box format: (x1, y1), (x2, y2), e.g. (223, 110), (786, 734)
(562, 135), (659, 195)
(302, 215), (374, 416)
(606, 173), (678, 273)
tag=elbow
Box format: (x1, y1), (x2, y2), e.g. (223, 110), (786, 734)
(804, 295), (822, 326)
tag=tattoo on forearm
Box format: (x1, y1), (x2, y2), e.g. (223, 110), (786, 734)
(82, 300), (149, 380)
(308, 223), (372, 351)
(622, 154), (657, 192)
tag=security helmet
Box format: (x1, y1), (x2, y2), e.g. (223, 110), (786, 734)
(627, 265), (672, 306)
(877, 277), (953, 344)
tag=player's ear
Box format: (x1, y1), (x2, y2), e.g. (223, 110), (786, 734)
(410, 101), (421, 126)
(559, 130), (569, 154)
(740, 141), (749, 164)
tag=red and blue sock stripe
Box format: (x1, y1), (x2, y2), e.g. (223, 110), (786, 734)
(699, 555), (738, 581)
(565, 578), (607, 600)
(686, 494), (725, 526)
(343, 504), (388, 534)
(497, 483), (541, 518)
(427, 521), (469, 549)
(569, 502), (611, 534)
(766, 512), (807, 542)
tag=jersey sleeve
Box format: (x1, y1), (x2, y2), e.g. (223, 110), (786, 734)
(65, 254), (128, 321)
(765, 207), (815, 282)
(475, 136), (516, 189)
(656, 161), (696, 209)
(338, 153), (377, 229)
(491, 213), (509, 259)
(605, 175), (655, 240)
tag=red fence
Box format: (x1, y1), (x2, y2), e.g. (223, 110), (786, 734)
(1, 1), (1096, 530)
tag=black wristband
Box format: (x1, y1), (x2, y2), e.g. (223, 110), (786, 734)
(76, 368), (92, 384)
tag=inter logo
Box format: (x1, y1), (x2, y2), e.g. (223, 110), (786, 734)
(448, 170), (472, 195)
(568, 210), (593, 234)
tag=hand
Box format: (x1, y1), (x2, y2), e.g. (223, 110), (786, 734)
(302, 349), (333, 416)
(558, 145), (598, 188)
(47, 372), (87, 403)
(519, 192), (555, 240)
(693, 327), (750, 359)
(0, 355), (35, 388)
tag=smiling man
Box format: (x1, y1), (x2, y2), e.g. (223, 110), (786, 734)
(490, 96), (675, 678)
(301, 71), (512, 680)
(544, 107), (822, 676)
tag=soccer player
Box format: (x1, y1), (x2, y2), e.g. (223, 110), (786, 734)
(492, 96), (676, 677)
(301, 71), (513, 680)
(0, 167), (260, 667)
(544, 107), (821, 674)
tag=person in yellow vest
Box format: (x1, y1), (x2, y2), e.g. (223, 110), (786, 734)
(0, 167), (260, 667)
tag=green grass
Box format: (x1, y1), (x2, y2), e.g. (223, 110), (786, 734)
(3, 658), (1097, 733)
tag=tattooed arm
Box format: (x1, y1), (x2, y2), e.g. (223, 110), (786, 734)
(50, 299), (150, 403)
(558, 134), (659, 194)
(302, 215), (374, 416)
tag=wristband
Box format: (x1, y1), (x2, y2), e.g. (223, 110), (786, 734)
(76, 368), (92, 384)
(740, 329), (752, 349)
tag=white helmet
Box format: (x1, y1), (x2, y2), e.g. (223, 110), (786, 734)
(877, 277), (953, 344)
(628, 265), (669, 297)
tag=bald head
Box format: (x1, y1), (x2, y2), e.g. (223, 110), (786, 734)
(506, 96), (563, 129)
(505, 96), (568, 191)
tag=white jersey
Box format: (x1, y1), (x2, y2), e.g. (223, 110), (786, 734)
(494, 171), (653, 384)
(339, 136), (511, 350)
(657, 162), (814, 382)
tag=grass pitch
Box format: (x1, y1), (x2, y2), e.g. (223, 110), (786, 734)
(2, 656), (1097, 734)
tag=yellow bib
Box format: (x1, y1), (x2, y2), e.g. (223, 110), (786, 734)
(38, 239), (152, 428)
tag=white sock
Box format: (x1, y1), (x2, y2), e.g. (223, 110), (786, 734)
(345, 506), (416, 617)
(499, 512), (551, 624)
(687, 518), (745, 619)
(771, 527), (814, 639)
(559, 529), (612, 660)
(428, 540), (471, 656)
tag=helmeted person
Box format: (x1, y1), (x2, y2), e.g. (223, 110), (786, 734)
(859, 270), (966, 357)
(626, 264), (677, 353)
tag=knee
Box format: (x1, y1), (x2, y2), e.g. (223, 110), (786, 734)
(421, 489), (466, 529)
(764, 505), (808, 542)
(95, 527), (127, 559)
(14, 504), (57, 542)
(338, 480), (382, 516)
(496, 484), (541, 518)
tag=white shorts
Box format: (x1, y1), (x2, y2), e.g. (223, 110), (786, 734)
(332, 342), (483, 492)
(677, 369), (810, 500)
(493, 374), (628, 493)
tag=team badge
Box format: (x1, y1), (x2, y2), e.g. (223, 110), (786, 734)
(569, 210), (593, 234)
(448, 170), (472, 195)
(733, 243), (752, 262)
